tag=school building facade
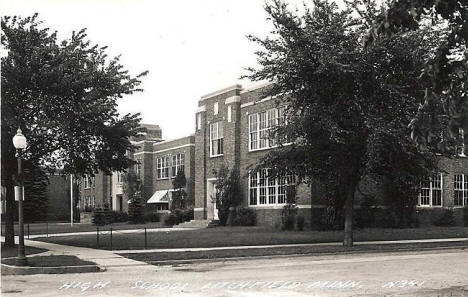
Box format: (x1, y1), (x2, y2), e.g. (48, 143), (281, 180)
(79, 84), (468, 226)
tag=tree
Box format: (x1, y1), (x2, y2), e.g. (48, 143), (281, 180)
(246, 0), (440, 246)
(1, 14), (146, 246)
(124, 171), (145, 224)
(171, 170), (187, 210)
(367, 0), (468, 151)
(213, 165), (242, 226)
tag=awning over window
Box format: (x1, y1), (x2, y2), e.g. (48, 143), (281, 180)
(146, 190), (170, 204)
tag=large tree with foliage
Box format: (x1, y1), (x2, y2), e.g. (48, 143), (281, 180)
(246, 0), (441, 246)
(367, 0), (467, 150)
(1, 14), (146, 246)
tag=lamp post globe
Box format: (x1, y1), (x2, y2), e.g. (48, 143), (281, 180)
(13, 128), (27, 149)
(12, 127), (28, 266)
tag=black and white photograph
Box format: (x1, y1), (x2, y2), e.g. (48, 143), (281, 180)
(1, 0), (467, 296)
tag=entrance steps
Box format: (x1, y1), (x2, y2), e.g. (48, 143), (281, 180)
(177, 220), (211, 228)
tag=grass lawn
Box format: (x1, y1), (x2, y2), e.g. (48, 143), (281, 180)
(120, 240), (468, 263)
(33, 226), (468, 250)
(1, 221), (164, 236)
(2, 255), (97, 267)
(1, 245), (48, 258)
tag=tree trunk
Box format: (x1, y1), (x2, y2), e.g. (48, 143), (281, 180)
(4, 180), (15, 247)
(343, 190), (354, 247)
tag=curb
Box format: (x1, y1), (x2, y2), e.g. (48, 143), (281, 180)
(1, 263), (104, 275)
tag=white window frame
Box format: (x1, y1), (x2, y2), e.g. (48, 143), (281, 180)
(135, 158), (142, 177)
(197, 113), (202, 130)
(83, 175), (94, 189)
(117, 172), (123, 185)
(171, 153), (185, 177)
(454, 174), (468, 207)
(156, 156), (170, 180)
(248, 169), (295, 206)
(418, 173), (443, 207)
(248, 106), (287, 152)
(210, 121), (224, 157)
(214, 102), (219, 115)
(227, 105), (232, 122)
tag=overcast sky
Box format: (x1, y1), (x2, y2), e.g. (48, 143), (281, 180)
(3, 0), (343, 139)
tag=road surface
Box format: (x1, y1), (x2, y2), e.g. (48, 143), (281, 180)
(2, 248), (467, 297)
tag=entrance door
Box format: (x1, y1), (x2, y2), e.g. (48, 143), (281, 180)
(118, 195), (123, 212)
(207, 179), (219, 220)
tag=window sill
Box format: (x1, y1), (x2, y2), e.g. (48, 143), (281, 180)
(156, 178), (169, 181)
(248, 204), (286, 209)
(210, 154), (224, 158)
(416, 205), (443, 208)
(249, 142), (292, 153)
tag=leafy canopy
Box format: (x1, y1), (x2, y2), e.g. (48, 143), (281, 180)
(1, 14), (147, 177)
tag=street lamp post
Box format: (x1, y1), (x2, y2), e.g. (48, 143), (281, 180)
(13, 128), (28, 266)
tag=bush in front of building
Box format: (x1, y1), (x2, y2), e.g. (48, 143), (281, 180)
(431, 208), (456, 227)
(109, 211), (128, 223)
(281, 187), (298, 230)
(232, 207), (256, 226)
(92, 208), (108, 226)
(143, 212), (160, 223)
(464, 207), (468, 227)
(183, 208), (194, 222)
(296, 215), (305, 231)
(164, 213), (178, 226)
(213, 165), (242, 226)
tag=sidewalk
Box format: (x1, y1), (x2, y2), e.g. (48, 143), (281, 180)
(20, 239), (157, 272)
(2, 226), (200, 240)
(115, 237), (468, 254)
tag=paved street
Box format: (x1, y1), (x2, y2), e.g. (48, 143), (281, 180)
(2, 248), (467, 297)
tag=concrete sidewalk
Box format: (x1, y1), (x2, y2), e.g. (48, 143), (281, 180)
(116, 237), (468, 254)
(21, 239), (157, 272)
(2, 226), (200, 240)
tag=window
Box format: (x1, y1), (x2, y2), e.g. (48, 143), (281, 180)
(418, 174), (443, 206)
(210, 121), (224, 157)
(249, 107), (287, 151)
(171, 153), (185, 177)
(456, 128), (465, 156)
(454, 174), (468, 207)
(84, 196), (96, 211)
(197, 113), (202, 130)
(214, 102), (219, 115)
(249, 169), (295, 205)
(83, 175), (94, 189)
(227, 105), (232, 122)
(135, 158), (141, 177)
(116, 172), (123, 185)
(156, 156), (170, 179)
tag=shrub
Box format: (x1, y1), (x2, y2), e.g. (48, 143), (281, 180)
(431, 209), (456, 226)
(464, 207), (468, 227)
(108, 211), (128, 223)
(282, 204), (297, 230)
(92, 208), (107, 226)
(143, 212), (160, 223)
(233, 207), (256, 226)
(296, 215), (305, 231)
(183, 208), (194, 222)
(164, 213), (178, 226)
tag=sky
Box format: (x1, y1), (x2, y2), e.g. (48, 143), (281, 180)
(2, 0), (343, 139)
